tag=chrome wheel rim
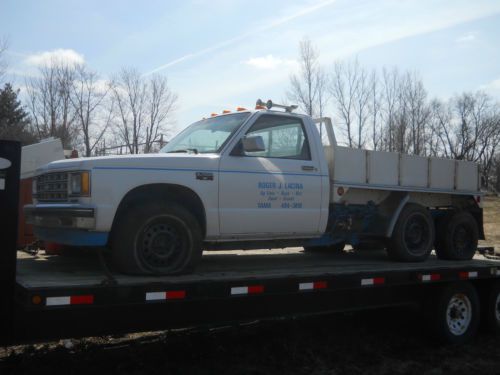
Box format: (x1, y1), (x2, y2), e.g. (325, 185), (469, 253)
(446, 293), (472, 336)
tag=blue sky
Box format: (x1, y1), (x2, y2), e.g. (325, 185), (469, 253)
(1, 0), (500, 134)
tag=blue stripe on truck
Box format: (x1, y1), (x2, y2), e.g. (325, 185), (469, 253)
(93, 166), (327, 178)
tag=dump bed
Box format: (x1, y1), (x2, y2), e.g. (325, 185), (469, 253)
(323, 145), (480, 199)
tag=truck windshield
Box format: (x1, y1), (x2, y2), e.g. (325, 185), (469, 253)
(161, 112), (251, 154)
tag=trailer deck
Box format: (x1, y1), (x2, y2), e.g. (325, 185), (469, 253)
(16, 248), (500, 289)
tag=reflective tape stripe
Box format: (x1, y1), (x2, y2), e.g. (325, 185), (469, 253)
(146, 291), (186, 301)
(420, 274), (441, 282)
(299, 281), (327, 290)
(361, 277), (385, 286)
(46, 295), (93, 306)
(231, 285), (264, 295)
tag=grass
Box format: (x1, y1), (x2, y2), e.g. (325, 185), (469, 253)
(481, 196), (500, 251)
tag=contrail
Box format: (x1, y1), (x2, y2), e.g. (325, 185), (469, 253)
(145, 0), (337, 75)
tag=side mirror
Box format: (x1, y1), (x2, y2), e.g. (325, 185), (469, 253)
(242, 136), (266, 153)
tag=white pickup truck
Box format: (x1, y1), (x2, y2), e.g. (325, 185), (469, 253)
(25, 100), (484, 275)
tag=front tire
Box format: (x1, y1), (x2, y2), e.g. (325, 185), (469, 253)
(387, 203), (434, 262)
(111, 201), (202, 275)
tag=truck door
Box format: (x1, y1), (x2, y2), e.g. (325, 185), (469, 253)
(218, 113), (323, 237)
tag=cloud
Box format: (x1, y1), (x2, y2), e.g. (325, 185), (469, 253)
(480, 78), (500, 96)
(25, 49), (85, 67)
(145, 0), (337, 75)
(456, 32), (477, 44)
(244, 55), (296, 70)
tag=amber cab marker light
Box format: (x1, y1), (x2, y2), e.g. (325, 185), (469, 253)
(211, 113), (218, 117)
(236, 107), (247, 111)
(222, 109), (231, 114)
(255, 105), (266, 110)
(81, 171), (90, 196)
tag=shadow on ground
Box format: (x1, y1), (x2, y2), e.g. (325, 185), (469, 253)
(2, 306), (500, 375)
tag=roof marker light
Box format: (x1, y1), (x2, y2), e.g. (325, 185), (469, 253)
(236, 107), (247, 111)
(222, 109), (231, 114)
(211, 113), (218, 117)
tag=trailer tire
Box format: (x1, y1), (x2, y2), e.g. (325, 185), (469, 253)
(482, 281), (500, 334)
(303, 242), (345, 253)
(434, 212), (478, 260)
(111, 201), (202, 275)
(428, 282), (480, 344)
(387, 203), (434, 262)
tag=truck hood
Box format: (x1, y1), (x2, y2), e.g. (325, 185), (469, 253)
(36, 153), (220, 174)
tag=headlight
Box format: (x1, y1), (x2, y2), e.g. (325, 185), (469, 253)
(69, 171), (90, 196)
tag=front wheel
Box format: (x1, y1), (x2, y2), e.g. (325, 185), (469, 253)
(111, 201), (202, 275)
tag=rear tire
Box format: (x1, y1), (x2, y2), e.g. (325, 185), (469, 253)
(111, 201), (202, 275)
(427, 282), (480, 344)
(435, 211), (478, 260)
(387, 203), (434, 262)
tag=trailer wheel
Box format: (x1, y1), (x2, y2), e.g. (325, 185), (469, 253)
(387, 203), (434, 262)
(111, 201), (202, 275)
(435, 212), (478, 260)
(482, 281), (500, 334)
(303, 242), (345, 253)
(428, 282), (480, 344)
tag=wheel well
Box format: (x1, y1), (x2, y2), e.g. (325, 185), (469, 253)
(111, 184), (207, 239)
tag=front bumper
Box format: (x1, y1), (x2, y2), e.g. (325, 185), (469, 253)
(24, 204), (96, 230)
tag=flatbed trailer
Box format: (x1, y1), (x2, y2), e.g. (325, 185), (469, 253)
(1, 140), (500, 346)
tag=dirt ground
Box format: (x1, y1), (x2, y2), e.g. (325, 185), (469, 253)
(1, 196), (500, 375)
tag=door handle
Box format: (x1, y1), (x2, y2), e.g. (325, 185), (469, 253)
(301, 165), (316, 171)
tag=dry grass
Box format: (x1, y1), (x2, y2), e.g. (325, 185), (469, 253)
(481, 196), (500, 251)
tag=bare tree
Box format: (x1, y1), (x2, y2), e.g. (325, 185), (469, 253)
(110, 68), (177, 154)
(144, 74), (177, 153)
(330, 59), (371, 148)
(368, 69), (382, 150)
(380, 67), (401, 152)
(70, 65), (112, 156)
(287, 38), (327, 118)
(25, 60), (78, 147)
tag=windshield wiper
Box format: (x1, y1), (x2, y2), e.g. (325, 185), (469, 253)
(167, 148), (199, 154)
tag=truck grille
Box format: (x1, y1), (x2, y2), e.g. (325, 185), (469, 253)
(36, 172), (69, 202)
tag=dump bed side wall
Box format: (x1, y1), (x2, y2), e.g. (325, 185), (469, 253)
(325, 145), (480, 199)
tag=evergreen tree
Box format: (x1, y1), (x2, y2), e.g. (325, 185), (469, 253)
(0, 83), (36, 144)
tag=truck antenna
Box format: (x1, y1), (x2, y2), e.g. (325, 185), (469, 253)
(256, 99), (298, 113)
